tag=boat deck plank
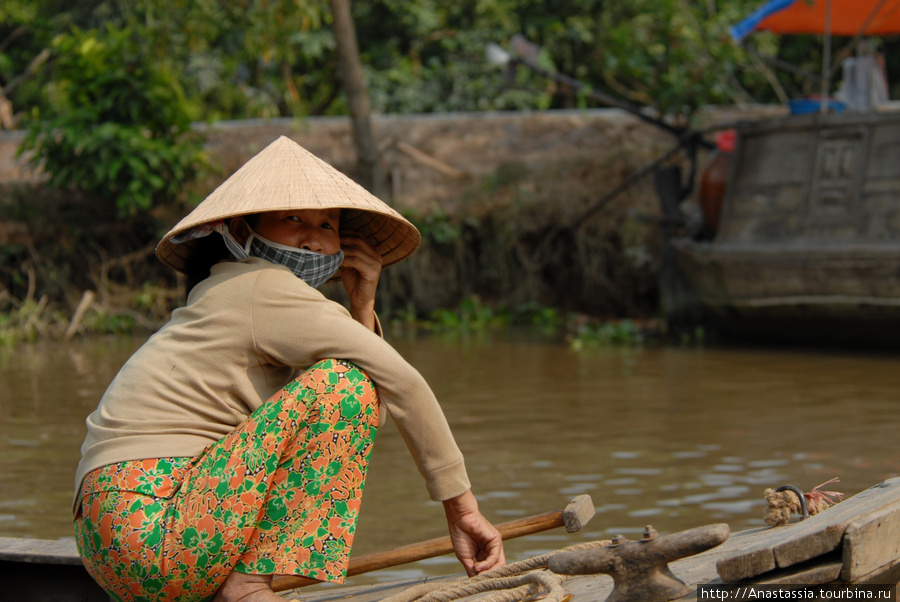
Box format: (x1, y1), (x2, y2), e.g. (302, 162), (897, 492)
(717, 477), (900, 582)
(0, 536), (83, 565)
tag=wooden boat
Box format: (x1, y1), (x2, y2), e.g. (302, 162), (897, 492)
(664, 109), (900, 346)
(7, 477), (900, 601)
(0, 537), (108, 601)
(288, 477), (900, 600)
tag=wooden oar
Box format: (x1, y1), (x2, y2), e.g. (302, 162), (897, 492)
(271, 494), (594, 593)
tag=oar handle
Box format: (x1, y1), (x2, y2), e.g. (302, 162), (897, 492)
(271, 510), (564, 592)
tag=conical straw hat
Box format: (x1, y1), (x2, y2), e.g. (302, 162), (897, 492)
(156, 135), (420, 273)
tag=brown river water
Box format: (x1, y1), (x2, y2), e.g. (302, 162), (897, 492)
(1, 333), (898, 586)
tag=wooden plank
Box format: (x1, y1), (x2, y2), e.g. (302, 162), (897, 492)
(671, 528), (770, 587)
(285, 574), (465, 601)
(752, 557), (842, 586)
(287, 518), (893, 602)
(0, 537), (111, 601)
(852, 559), (900, 588)
(0, 536), (82, 565)
(0, 560), (111, 602)
(0, 559), (111, 602)
(717, 478), (900, 583)
(843, 495), (900, 582)
(715, 542), (777, 583)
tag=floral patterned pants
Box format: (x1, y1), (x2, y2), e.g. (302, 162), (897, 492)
(74, 359), (379, 602)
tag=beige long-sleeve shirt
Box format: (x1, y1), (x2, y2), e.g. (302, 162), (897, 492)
(75, 258), (470, 510)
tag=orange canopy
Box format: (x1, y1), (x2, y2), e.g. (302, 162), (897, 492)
(755, 0), (900, 36)
(732, 0), (900, 40)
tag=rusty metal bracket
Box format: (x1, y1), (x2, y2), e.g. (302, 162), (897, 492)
(549, 523), (730, 602)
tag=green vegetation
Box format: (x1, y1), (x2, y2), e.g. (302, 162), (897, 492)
(570, 319), (648, 348)
(0, 296), (60, 345)
(0, 286), (166, 346)
(19, 26), (207, 216)
(385, 295), (680, 349)
(2, 1), (898, 347)
(420, 296), (564, 333)
(6, 0), (898, 127)
(382, 293), (701, 350)
(0, 285), (688, 349)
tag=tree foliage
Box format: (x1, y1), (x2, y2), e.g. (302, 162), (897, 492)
(0, 0), (900, 218)
(3, 0), (899, 187)
(2, 0), (899, 331)
(18, 26), (206, 216)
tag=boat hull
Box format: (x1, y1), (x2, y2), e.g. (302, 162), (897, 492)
(673, 240), (900, 344)
(667, 110), (900, 346)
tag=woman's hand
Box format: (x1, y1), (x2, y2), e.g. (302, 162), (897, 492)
(340, 233), (383, 332)
(442, 490), (506, 577)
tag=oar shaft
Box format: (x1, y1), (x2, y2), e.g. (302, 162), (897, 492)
(271, 509), (564, 592)
(352, 510), (563, 573)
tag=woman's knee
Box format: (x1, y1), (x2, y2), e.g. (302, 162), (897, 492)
(297, 359), (378, 411)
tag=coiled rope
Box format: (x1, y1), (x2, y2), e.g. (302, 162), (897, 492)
(381, 539), (611, 602)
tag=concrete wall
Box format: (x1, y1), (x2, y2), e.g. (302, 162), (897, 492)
(0, 106), (786, 215)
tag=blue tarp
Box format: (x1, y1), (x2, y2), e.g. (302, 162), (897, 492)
(730, 0), (799, 41)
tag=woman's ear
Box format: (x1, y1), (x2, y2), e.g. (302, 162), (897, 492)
(229, 217), (251, 245)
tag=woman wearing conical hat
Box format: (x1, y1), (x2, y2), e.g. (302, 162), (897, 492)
(73, 137), (505, 602)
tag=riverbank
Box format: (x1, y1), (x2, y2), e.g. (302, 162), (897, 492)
(0, 106), (785, 344)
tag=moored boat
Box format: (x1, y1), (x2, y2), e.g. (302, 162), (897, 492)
(665, 109), (900, 346)
(0, 536), (108, 602)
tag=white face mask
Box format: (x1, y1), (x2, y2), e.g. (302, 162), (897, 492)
(215, 223), (344, 288)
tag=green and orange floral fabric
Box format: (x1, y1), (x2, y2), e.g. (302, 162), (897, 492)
(74, 359), (379, 602)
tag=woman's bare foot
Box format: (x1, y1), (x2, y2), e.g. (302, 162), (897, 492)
(214, 571), (283, 602)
